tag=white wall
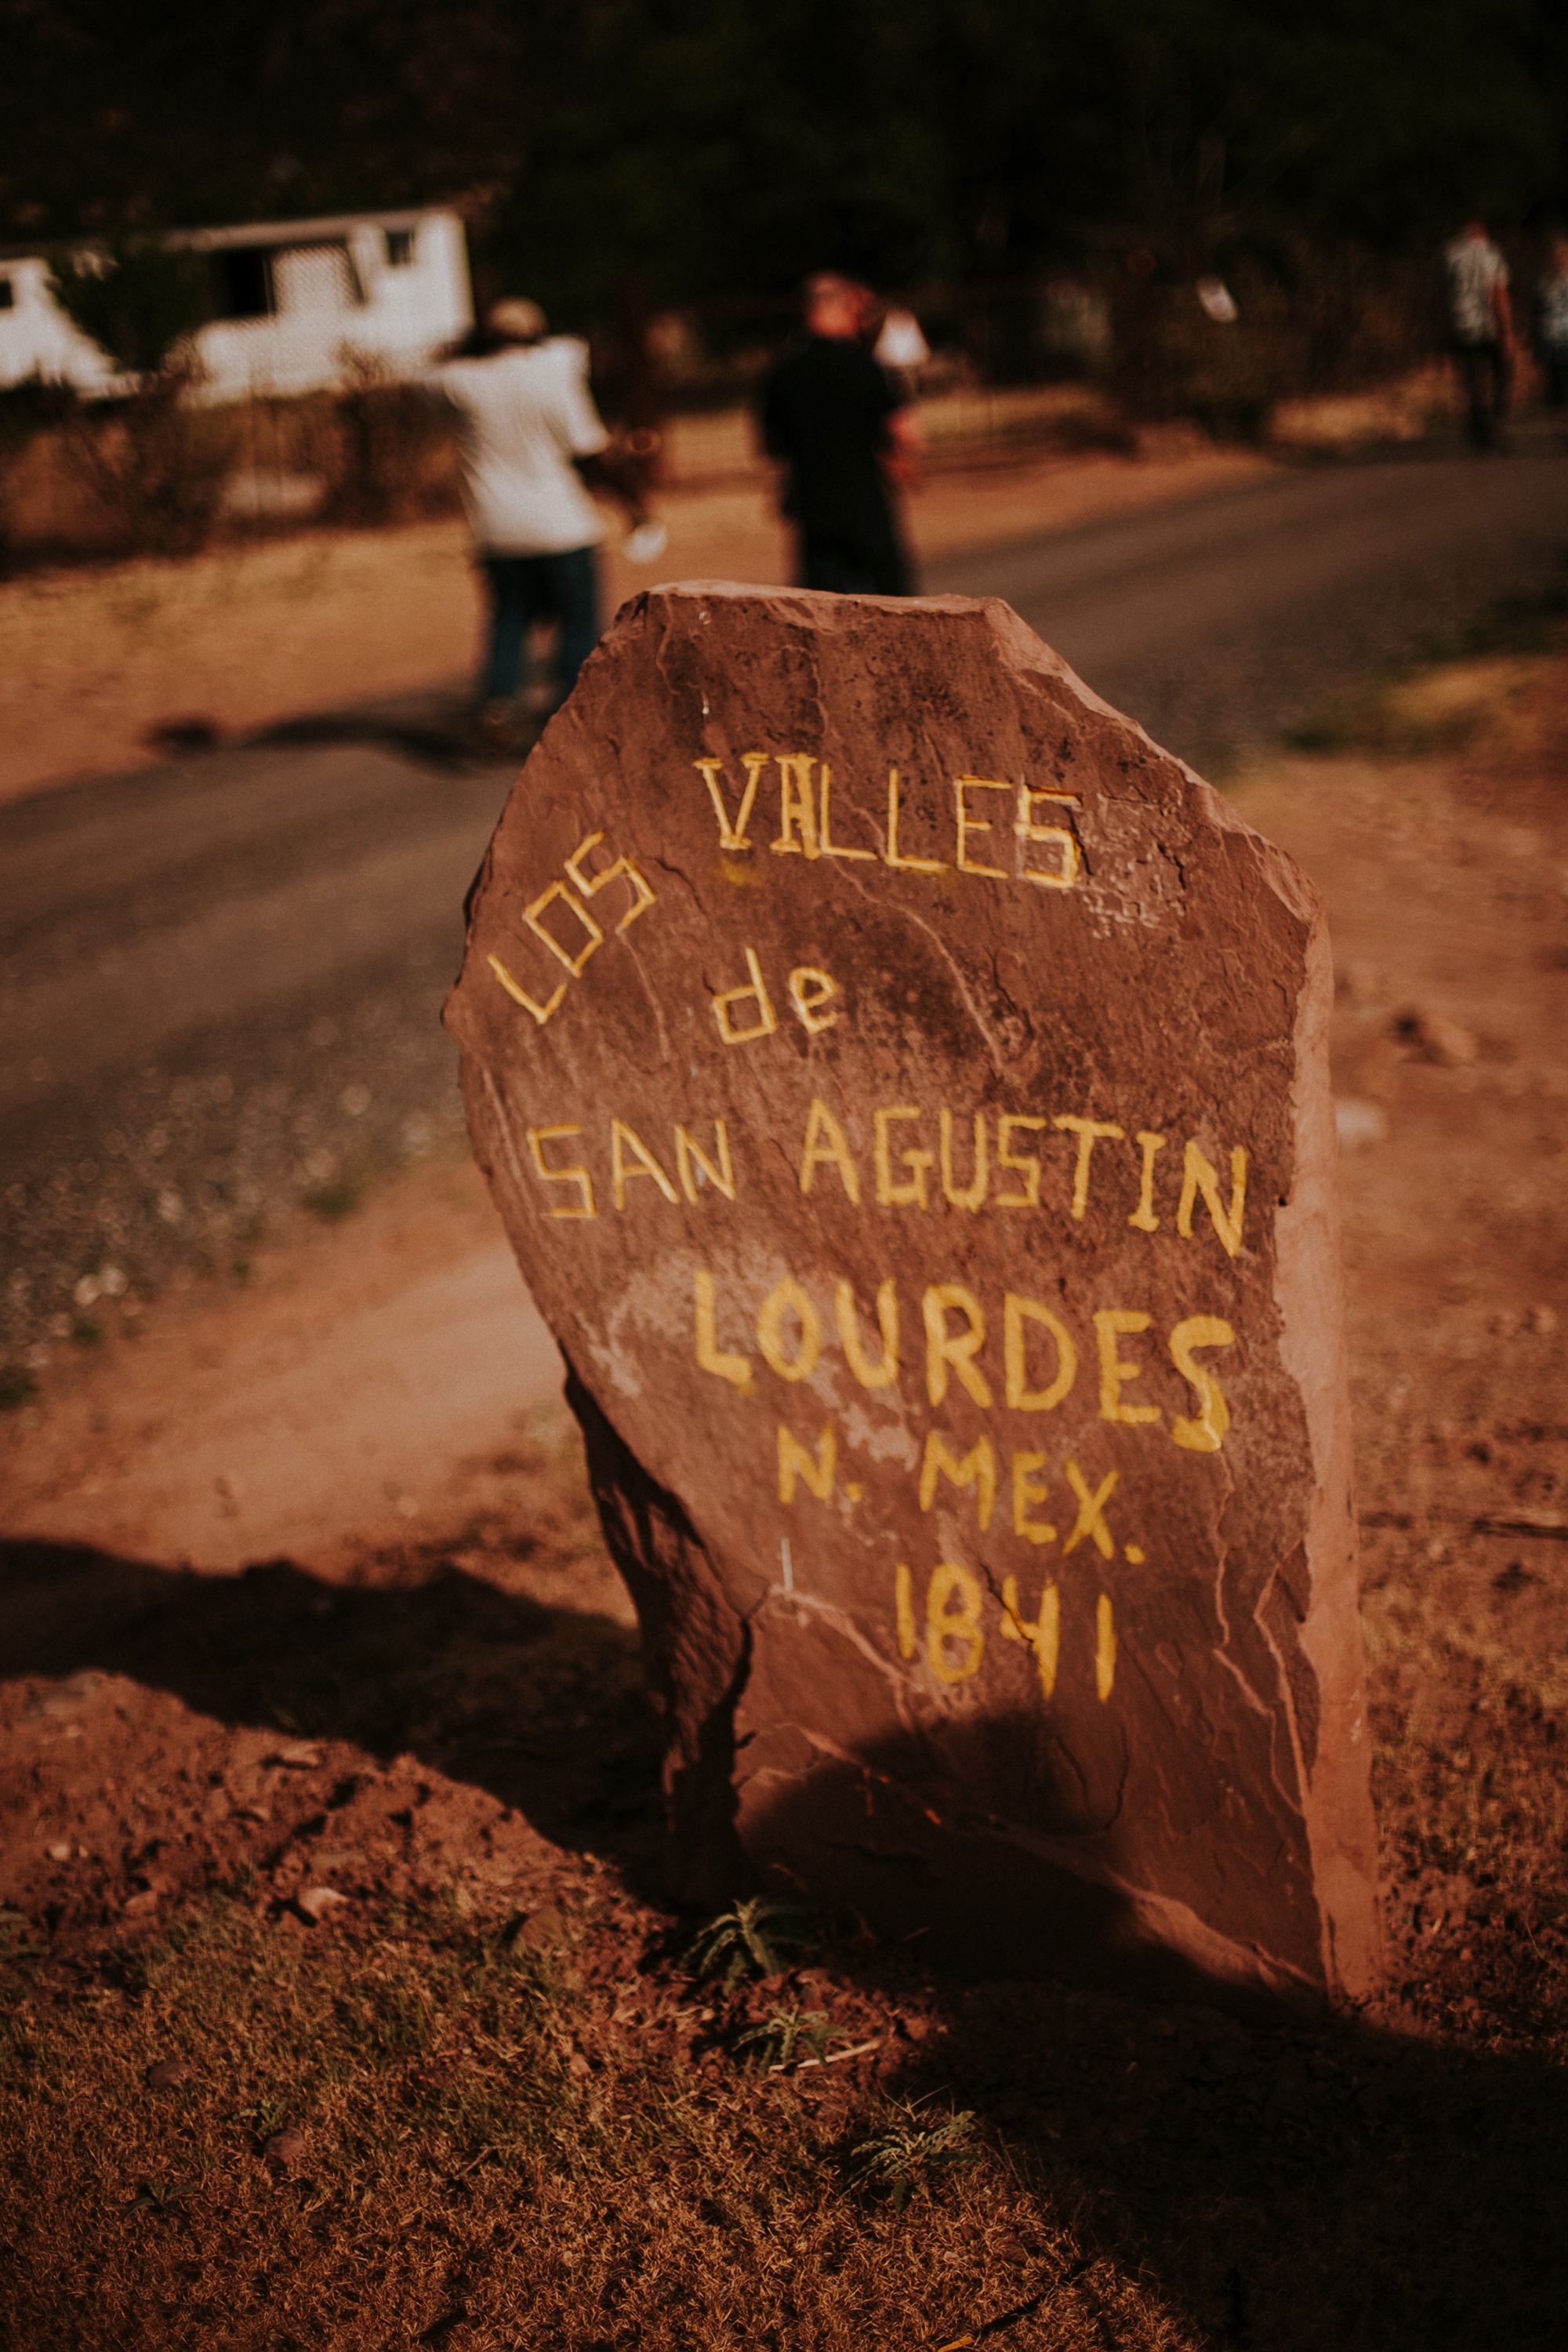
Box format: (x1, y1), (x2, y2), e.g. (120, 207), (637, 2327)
(0, 256), (119, 394)
(0, 211), (473, 401)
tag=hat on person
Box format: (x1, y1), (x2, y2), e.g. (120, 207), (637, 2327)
(487, 298), (548, 344)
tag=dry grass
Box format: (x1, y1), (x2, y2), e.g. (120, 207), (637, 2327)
(5, 651), (1567, 2347)
(3, 1815), (1566, 2350)
(0, 1883), (1137, 2350)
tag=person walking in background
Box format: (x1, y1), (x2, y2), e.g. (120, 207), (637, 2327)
(431, 299), (649, 744)
(1443, 220), (1515, 450)
(1532, 235), (1568, 417)
(760, 273), (921, 596)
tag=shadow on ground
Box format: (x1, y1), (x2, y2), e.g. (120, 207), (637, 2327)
(0, 1534), (666, 1883)
(244, 685), (540, 772)
(3, 1533), (1565, 2349)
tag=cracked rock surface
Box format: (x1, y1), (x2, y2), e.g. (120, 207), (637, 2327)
(446, 584), (1379, 2009)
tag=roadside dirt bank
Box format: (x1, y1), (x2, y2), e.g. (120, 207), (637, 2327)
(0, 643), (1563, 2351)
(0, 439), (1270, 804)
(2, 1156), (561, 1573)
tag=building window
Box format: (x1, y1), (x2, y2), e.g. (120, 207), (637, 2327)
(273, 243), (358, 315)
(214, 248), (274, 319)
(384, 227), (416, 267)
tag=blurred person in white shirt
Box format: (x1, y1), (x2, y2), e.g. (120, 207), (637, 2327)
(432, 299), (648, 740)
(1532, 235), (1568, 417)
(1443, 221), (1515, 451)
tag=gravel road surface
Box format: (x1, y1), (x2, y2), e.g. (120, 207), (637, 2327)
(4, 432), (1564, 1365)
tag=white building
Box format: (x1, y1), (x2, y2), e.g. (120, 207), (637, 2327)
(0, 206), (473, 401)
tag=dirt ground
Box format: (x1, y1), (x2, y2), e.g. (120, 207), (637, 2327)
(0, 434), (1271, 804)
(1, 641), (1565, 2347)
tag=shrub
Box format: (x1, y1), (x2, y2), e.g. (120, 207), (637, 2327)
(318, 348), (458, 526)
(56, 365), (238, 557)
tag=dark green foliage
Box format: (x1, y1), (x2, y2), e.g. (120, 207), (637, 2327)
(733, 2005), (846, 2070)
(844, 2099), (978, 2209)
(2, 3), (1564, 332)
(687, 1896), (817, 1991)
(0, 374), (76, 452)
(48, 234), (213, 379)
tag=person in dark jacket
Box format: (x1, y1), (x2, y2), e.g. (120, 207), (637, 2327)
(760, 274), (920, 595)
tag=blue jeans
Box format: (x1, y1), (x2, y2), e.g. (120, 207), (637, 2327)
(1454, 339), (1511, 448)
(479, 546), (600, 702)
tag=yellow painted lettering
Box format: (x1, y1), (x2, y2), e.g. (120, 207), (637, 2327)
(524, 877), (604, 977)
(674, 1120), (736, 1203)
(895, 1561), (917, 1658)
(488, 953), (565, 1028)
(798, 1097), (861, 1203)
(953, 775), (1011, 879)
(835, 1279), (898, 1389)
(1000, 1573), (1060, 1700)
(693, 1269), (752, 1391)
(1011, 1450), (1056, 1544)
(610, 1119), (679, 1210)
(819, 764), (875, 859)
(919, 1432), (996, 1532)
(923, 1283), (993, 1409)
(1094, 1308), (1161, 1425)
(778, 1419), (836, 1503)
(771, 753), (820, 858)
(712, 946), (779, 1046)
(1129, 1129), (1166, 1232)
(994, 1114), (1046, 1207)
(938, 1109), (989, 1211)
(1096, 1592), (1116, 1700)
(525, 1123), (596, 1218)
(787, 966), (840, 1033)
(1004, 1294), (1077, 1412)
(875, 1106), (932, 1208)
(1054, 1114), (1125, 1220)
(927, 1562), (985, 1684)
(695, 753), (768, 851)
(563, 831), (655, 931)
(1178, 1140), (1248, 1258)
(885, 768), (946, 873)
(1063, 1460), (1117, 1559)
(1169, 1315), (1236, 1452)
(757, 1276), (822, 1383)
(1016, 783), (1082, 890)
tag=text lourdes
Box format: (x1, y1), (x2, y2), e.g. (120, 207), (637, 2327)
(697, 1270), (1236, 1456)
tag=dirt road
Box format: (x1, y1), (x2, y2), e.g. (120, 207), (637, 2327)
(4, 426), (1565, 1373)
(927, 425), (1568, 771)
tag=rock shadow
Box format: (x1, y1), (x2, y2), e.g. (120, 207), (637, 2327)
(740, 1708), (1322, 2015)
(837, 1951), (1567, 2351)
(0, 1534), (666, 1888)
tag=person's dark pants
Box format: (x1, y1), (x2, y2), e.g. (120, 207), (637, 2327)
(1454, 339), (1512, 448)
(478, 546), (600, 703)
(799, 533), (912, 597)
(1544, 354), (1568, 410)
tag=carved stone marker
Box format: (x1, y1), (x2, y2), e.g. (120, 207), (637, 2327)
(445, 585), (1380, 2009)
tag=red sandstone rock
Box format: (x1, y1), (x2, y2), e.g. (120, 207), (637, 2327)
(445, 584), (1380, 2010)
